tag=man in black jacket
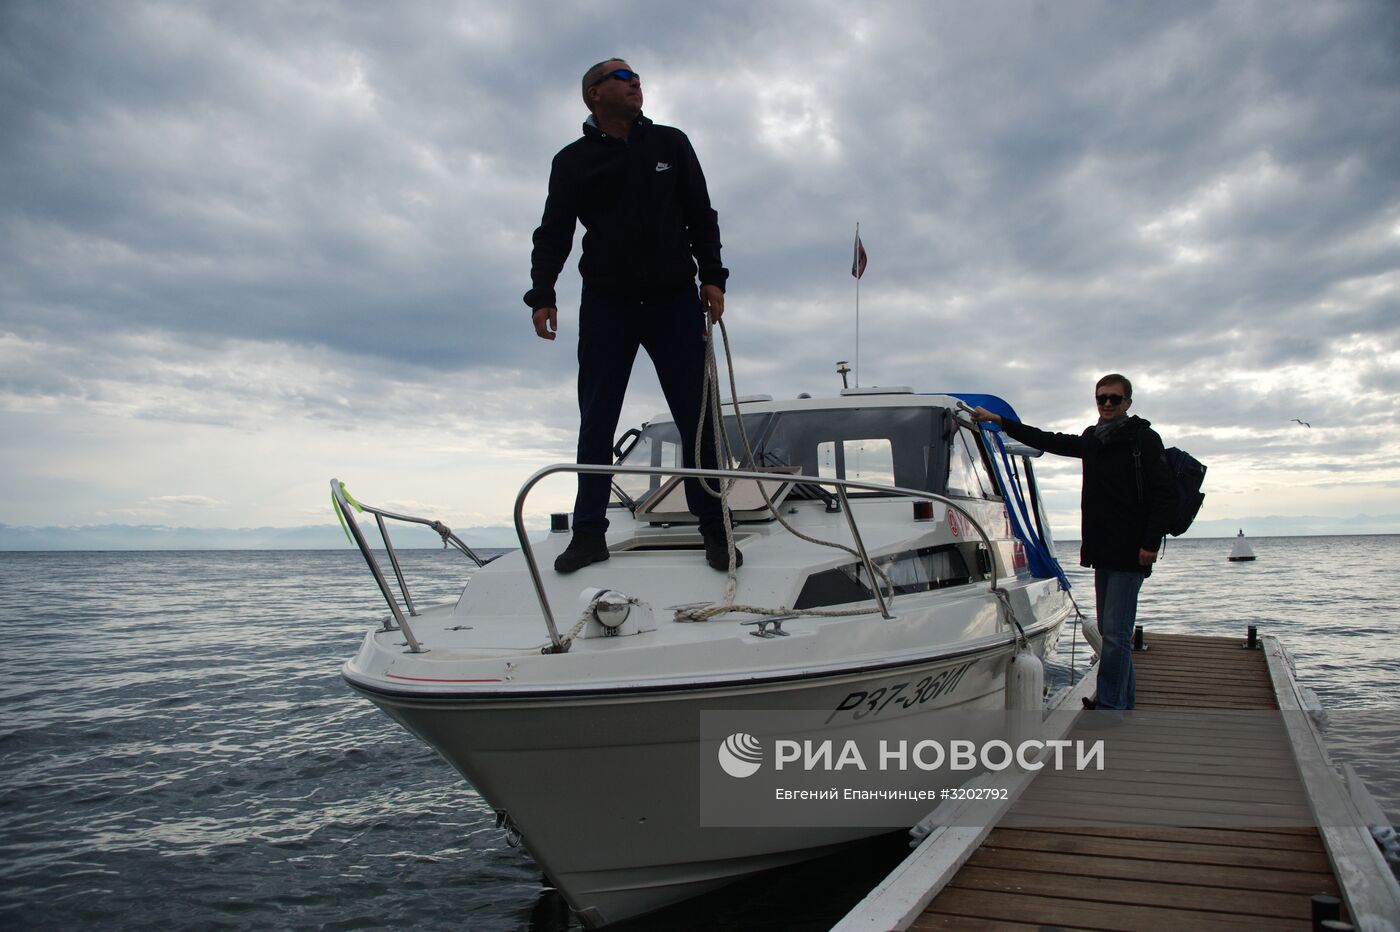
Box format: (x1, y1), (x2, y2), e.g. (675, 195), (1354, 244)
(971, 374), (1174, 712)
(526, 58), (737, 574)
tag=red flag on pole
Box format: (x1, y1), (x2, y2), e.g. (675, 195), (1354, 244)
(851, 229), (868, 279)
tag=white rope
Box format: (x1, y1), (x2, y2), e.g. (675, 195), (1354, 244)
(675, 601), (901, 623)
(678, 313), (896, 623)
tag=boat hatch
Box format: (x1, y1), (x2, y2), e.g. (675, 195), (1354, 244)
(634, 467), (800, 524)
(611, 531), (754, 553)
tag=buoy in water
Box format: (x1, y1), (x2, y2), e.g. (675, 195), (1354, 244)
(1229, 529), (1256, 562)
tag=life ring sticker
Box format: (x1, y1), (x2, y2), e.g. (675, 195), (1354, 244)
(947, 511), (961, 537)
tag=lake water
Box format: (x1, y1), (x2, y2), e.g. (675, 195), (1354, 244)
(1, 536), (1396, 929)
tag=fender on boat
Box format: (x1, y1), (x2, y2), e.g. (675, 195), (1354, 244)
(1080, 615), (1103, 655)
(1004, 648), (1044, 753)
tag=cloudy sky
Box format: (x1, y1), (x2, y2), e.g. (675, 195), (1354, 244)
(2, 0), (1397, 544)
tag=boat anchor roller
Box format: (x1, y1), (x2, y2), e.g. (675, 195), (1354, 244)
(571, 587), (655, 640)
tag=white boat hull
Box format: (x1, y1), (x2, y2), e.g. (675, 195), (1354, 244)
(350, 622), (1061, 927)
(335, 389), (1077, 926)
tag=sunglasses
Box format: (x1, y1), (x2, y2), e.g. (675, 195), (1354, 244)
(1096, 394), (1126, 406)
(592, 68), (640, 87)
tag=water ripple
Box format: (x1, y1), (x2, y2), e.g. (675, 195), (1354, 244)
(0, 539), (1395, 928)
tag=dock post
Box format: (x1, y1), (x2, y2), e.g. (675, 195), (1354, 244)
(1310, 893), (1341, 928)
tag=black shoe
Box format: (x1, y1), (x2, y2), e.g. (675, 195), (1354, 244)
(701, 525), (743, 571)
(1081, 697), (1097, 710)
(553, 533), (609, 574)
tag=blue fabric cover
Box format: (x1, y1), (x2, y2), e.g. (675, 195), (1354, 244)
(935, 392), (1069, 589)
(983, 430), (1071, 589)
(944, 392), (1019, 427)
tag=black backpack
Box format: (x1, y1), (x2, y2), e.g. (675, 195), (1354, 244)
(1134, 444), (1207, 537)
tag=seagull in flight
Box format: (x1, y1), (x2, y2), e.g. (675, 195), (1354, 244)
(1291, 418), (1311, 428)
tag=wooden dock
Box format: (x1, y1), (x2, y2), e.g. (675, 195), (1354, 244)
(835, 632), (1400, 931)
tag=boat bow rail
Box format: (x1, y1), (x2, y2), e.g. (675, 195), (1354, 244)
(512, 463), (1005, 654)
(330, 479), (489, 653)
(333, 464), (1008, 658)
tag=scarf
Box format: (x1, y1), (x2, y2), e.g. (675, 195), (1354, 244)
(1093, 416), (1130, 442)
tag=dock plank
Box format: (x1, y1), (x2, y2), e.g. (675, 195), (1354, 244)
(967, 845), (1338, 895)
(915, 886), (1309, 930)
(905, 632), (1350, 930)
(949, 864), (1320, 919)
(909, 914), (1090, 931)
(977, 827), (1334, 871)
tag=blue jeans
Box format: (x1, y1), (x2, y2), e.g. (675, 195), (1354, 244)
(1094, 569), (1144, 711)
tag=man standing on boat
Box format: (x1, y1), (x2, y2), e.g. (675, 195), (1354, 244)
(970, 375), (1174, 713)
(525, 58), (737, 574)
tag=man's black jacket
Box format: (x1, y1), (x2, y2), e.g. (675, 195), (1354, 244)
(999, 415), (1175, 576)
(524, 114), (727, 310)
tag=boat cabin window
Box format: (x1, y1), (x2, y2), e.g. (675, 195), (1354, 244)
(612, 405), (953, 506)
(948, 426), (1001, 499)
(816, 438), (896, 489)
(794, 545), (973, 609)
(945, 434), (978, 499)
(612, 414), (773, 505)
(1015, 455), (1055, 550)
(969, 429), (1003, 498)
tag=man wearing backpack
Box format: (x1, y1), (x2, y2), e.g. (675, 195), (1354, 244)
(971, 374), (1175, 713)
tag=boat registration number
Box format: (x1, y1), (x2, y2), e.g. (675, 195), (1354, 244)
(825, 660), (974, 724)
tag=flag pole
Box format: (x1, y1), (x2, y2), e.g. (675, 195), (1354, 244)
(854, 222), (860, 388)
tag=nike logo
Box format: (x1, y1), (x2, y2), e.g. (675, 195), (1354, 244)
(655, 162), (672, 172)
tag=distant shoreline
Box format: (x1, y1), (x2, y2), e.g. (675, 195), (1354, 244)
(2, 532), (1397, 554)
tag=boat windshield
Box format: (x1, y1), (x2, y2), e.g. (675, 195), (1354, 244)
(612, 406), (952, 507)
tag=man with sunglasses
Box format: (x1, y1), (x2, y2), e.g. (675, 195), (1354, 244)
(970, 374), (1174, 714)
(526, 58), (734, 574)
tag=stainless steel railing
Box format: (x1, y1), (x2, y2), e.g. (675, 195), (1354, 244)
(330, 479), (490, 653)
(510, 463), (998, 653)
(331, 466), (998, 656)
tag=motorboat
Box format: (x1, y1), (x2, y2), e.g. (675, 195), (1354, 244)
(333, 387), (1075, 927)
(1229, 529), (1256, 562)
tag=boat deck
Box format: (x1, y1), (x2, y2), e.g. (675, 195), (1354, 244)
(837, 632), (1400, 931)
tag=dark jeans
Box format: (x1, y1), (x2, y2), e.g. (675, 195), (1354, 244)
(572, 286), (721, 535)
(1093, 568), (1144, 711)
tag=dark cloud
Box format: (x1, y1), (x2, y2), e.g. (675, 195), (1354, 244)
(0, 0), (1396, 528)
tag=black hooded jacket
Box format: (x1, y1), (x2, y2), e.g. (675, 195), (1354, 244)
(524, 114), (728, 310)
(999, 414), (1175, 576)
